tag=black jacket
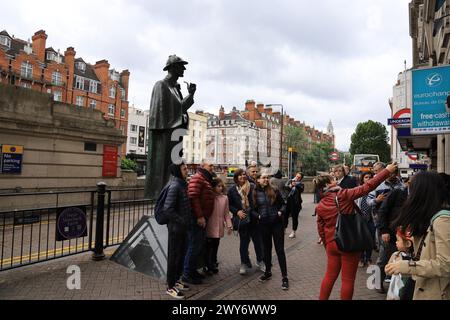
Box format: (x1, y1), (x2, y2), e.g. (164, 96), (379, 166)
(254, 186), (286, 225)
(286, 182), (304, 216)
(379, 187), (408, 240)
(227, 184), (258, 225)
(163, 177), (191, 231)
(338, 175), (358, 189)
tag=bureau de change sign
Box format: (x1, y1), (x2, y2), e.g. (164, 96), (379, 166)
(411, 66), (450, 135)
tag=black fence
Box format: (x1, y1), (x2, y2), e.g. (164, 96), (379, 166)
(0, 184), (154, 271)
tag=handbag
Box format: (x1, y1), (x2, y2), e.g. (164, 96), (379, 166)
(232, 210), (250, 231)
(334, 196), (374, 252)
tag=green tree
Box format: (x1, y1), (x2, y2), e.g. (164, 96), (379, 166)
(349, 120), (391, 163)
(300, 142), (334, 176)
(285, 125), (307, 153)
(121, 158), (137, 171)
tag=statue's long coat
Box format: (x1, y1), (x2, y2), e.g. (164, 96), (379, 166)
(145, 76), (194, 199)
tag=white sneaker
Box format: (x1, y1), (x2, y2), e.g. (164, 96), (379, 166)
(239, 264), (247, 275)
(289, 231), (296, 238)
(257, 261), (266, 273)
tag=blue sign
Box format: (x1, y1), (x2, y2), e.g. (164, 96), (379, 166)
(388, 118), (411, 125)
(411, 66), (450, 135)
(1, 153), (23, 173)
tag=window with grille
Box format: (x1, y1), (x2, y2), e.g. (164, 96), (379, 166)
(108, 104), (115, 116)
(76, 96), (84, 106)
(53, 90), (62, 101)
(52, 71), (62, 85)
(75, 76), (84, 90)
(89, 80), (98, 93)
(21, 62), (32, 79)
(109, 86), (116, 98)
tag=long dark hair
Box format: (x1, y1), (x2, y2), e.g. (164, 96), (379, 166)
(393, 171), (448, 236)
(253, 172), (277, 204)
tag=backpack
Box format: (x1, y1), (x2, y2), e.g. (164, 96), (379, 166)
(154, 183), (171, 225)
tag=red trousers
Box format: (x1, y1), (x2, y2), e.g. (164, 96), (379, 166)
(319, 241), (361, 300)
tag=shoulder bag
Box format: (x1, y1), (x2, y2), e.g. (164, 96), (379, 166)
(334, 195), (374, 252)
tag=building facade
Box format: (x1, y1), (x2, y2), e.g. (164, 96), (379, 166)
(205, 107), (259, 167)
(127, 106), (148, 156)
(183, 111), (208, 164)
(0, 29), (130, 155)
(407, 0), (450, 173)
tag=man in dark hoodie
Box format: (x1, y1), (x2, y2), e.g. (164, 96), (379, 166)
(182, 159), (215, 284)
(164, 162), (191, 299)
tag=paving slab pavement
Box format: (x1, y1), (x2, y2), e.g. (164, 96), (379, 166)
(0, 194), (386, 300)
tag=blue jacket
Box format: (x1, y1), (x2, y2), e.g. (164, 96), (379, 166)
(163, 176), (191, 231)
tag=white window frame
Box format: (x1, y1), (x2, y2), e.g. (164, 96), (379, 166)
(52, 71), (62, 86)
(75, 96), (84, 107)
(21, 61), (33, 79)
(21, 82), (32, 89)
(89, 100), (96, 109)
(89, 80), (98, 93)
(120, 87), (126, 100)
(76, 61), (86, 72)
(120, 108), (125, 118)
(130, 137), (137, 146)
(109, 86), (116, 98)
(0, 36), (11, 47)
(130, 124), (137, 132)
(75, 76), (84, 90)
(53, 90), (62, 101)
(108, 104), (115, 116)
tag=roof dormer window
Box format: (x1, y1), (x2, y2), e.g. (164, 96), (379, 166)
(0, 35), (11, 48)
(75, 61), (86, 72)
(109, 69), (120, 82)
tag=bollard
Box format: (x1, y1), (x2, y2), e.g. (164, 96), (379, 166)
(92, 182), (106, 261)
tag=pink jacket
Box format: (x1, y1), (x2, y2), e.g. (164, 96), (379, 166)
(206, 194), (232, 238)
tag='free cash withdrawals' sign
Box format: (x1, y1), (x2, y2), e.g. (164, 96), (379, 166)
(411, 66), (450, 135)
(1, 145), (23, 174)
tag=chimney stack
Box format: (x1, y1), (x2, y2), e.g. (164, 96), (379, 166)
(93, 59), (110, 84)
(257, 103), (265, 113)
(231, 106), (237, 120)
(64, 47), (76, 102)
(120, 69), (130, 100)
(245, 99), (256, 111)
(32, 30), (47, 62)
(219, 106), (225, 120)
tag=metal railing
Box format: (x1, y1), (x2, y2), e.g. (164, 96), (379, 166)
(0, 183), (154, 271)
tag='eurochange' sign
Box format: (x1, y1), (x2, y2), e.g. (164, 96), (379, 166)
(411, 66), (450, 135)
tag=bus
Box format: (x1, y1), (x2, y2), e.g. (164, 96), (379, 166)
(352, 154), (380, 176)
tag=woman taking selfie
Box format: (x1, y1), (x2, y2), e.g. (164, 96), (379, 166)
(314, 162), (398, 300)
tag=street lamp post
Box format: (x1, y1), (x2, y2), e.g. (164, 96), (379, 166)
(266, 103), (284, 174)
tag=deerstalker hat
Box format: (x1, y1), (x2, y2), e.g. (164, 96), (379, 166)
(163, 55), (188, 71)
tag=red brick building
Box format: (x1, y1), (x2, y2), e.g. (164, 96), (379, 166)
(0, 29), (129, 155)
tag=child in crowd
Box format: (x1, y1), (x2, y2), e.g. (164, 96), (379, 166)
(386, 228), (414, 300)
(204, 178), (233, 274)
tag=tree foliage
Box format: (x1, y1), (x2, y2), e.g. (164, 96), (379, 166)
(349, 120), (391, 163)
(121, 158), (137, 171)
(285, 125), (336, 176)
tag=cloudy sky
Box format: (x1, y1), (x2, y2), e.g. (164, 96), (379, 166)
(3, 0), (411, 151)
